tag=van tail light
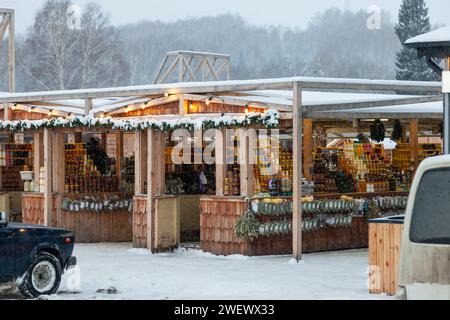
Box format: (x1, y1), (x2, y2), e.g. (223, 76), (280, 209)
(65, 237), (72, 244)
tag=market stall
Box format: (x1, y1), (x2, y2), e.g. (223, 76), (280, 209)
(0, 76), (443, 254)
(20, 125), (134, 242)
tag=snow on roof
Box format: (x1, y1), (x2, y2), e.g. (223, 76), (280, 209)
(406, 26), (450, 46)
(229, 90), (418, 107)
(0, 76), (442, 104)
(338, 101), (442, 114)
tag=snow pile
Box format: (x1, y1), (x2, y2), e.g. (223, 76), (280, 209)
(29, 243), (394, 300)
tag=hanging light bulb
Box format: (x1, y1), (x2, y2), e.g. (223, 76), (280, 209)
(164, 92), (170, 98)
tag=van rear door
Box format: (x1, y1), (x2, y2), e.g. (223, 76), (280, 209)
(399, 166), (450, 299)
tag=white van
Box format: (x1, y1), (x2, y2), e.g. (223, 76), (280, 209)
(398, 155), (450, 300)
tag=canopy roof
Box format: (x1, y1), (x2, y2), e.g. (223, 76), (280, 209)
(0, 76), (444, 120)
(406, 26), (450, 46)
(406, 26), (450, 58)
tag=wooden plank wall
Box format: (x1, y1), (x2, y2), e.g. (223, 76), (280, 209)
(22, 194), (57, 226)
(22, 193), (132, 243)
(133, 196), (148, 248)
(57, 208), (132, 243)
(369, 222), (404, 296)
(200, 197), (248, 256)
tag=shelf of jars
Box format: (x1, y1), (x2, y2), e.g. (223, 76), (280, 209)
(0, 143), (33, 191)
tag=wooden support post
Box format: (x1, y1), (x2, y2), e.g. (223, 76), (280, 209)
(147, 129), (155, 251)
(444, 57), (450, 155)
(239, 129), (254, 197)
(84, 98), (93, 116)
(179, 94), (187, 115)
(2, 103), (8, 121)
(134, 130), (148, 195)
(43, 129), (52, 226)
(33, 131), (44, 188)
(293, 82), (303, 261)
(51, 131), (65, 193)
(410, 119), (419, 172)
(57, 131), (65, 193)
(303, 119), (313, 180)
(115, 131), (123, 179)
(154, 131), (166, 196)
(215, 129), (227, 196)
(100, 133), (107, 151)
(401, 122), (407, 143)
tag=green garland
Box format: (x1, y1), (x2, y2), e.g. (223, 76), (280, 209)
(234, 210), (260, 241)
(0, 110), (280, 132)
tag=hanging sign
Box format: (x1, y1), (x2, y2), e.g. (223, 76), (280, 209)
(443, 71), (450, 93)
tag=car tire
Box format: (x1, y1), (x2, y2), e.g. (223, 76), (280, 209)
(18, 252), (62, 299)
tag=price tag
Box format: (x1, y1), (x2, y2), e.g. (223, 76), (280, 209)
(443, 71), (450, 93)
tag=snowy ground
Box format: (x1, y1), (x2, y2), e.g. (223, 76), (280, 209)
(7, 243), (393, 300)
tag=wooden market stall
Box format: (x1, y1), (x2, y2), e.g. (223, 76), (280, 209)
(20, 127), (134, 242)
(0, 76), (443, 256)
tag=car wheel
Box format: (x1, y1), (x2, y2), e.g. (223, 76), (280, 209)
(18, 252), (62, 299)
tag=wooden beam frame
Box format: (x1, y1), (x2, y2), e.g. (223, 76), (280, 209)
(0, 10), (15, 93)
(8, 10), (14, 93)
(0, 13), (11, 50)
(292, 82), (303, 261)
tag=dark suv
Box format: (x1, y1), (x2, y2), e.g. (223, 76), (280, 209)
(0, 212), (76, 298)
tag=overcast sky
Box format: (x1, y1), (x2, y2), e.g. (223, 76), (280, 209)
(2, 0), (449, 33)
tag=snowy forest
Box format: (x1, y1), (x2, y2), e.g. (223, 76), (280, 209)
(0, 0), (438, 92)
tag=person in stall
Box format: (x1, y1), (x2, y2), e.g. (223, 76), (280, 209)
(86, 137), (110, 175)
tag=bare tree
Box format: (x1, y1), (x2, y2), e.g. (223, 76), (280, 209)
(20, 0), (80, 90)
(19, 0), (130, 90)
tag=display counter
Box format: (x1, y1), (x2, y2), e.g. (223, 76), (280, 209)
(368, 216), (404, 296)
(22, 192), (132, 243)
(200, 196), (370, 256)
(200, 192), (408, 256)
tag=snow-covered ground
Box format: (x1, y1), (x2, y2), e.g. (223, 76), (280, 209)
(8, 243), (393, 300)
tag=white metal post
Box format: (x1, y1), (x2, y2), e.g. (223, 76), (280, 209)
(444, 57), (450, 154)
(293, 82), (303, 261)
